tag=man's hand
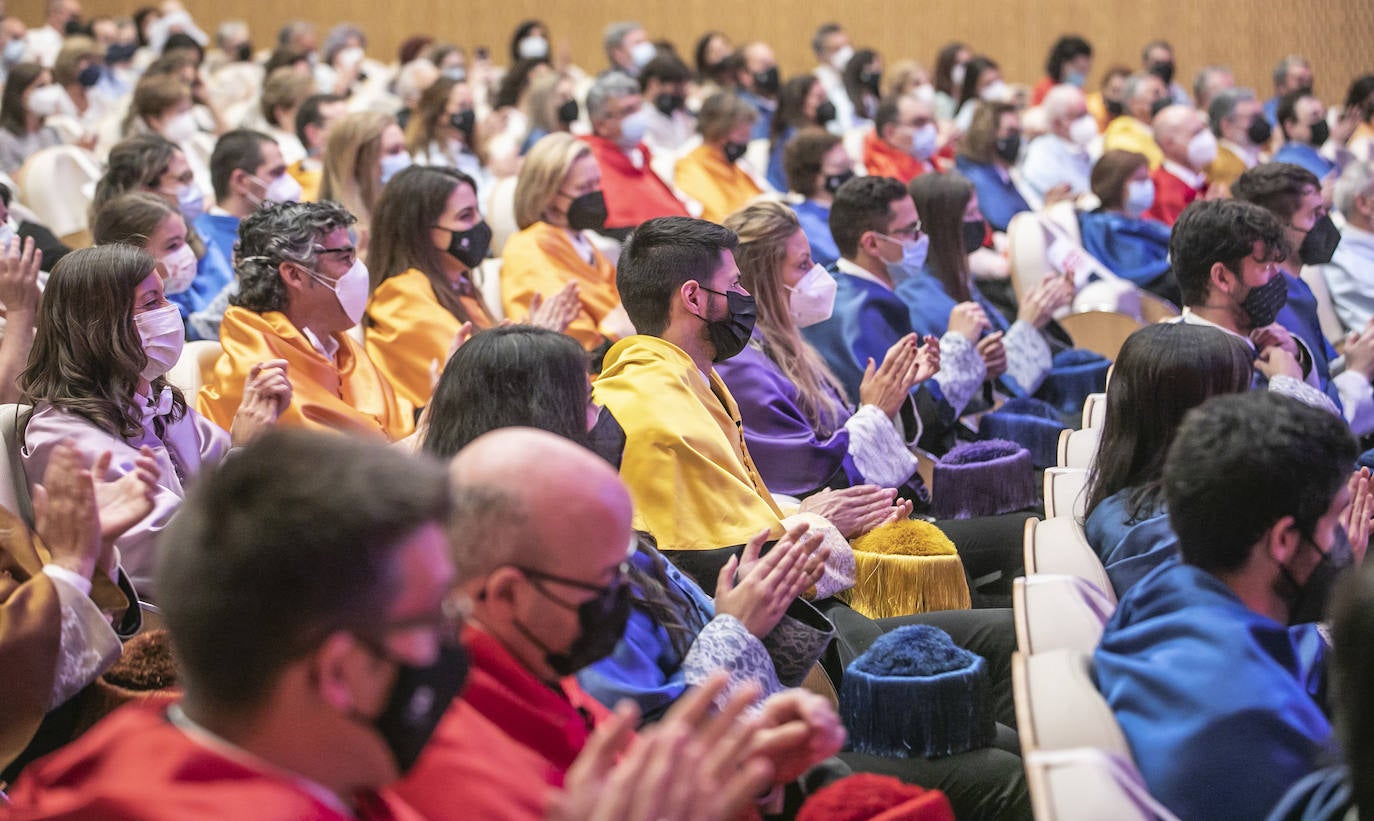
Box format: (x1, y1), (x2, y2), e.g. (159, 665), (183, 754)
(1341, 466), (1373, 565)
(1251, 323), (1300, 359)
(1255, 345), (1303, 380)
(800, 484), (907, 539)
(749, 689), (847, 783)
(859, 333), (923, 417)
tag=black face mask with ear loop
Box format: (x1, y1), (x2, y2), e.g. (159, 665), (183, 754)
(357, 637), (470, 773)
(1280, 526), (1354, 625)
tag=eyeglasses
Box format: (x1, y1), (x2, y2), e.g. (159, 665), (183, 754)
(313, 244), (358, 267)
(368, 590), (472, 644)
(515, 562), (630, 610)
(885, 221), (924, 241)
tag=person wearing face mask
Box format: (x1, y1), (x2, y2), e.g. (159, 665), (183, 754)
(637, 52), (695, 158)
(0, 63), (63, 175)
(1143, 105), (1215, 227)
(951, 56), (1007, 134)
(735, 41), (780, 141)
(783, 128), (849, 266)
(673, 93), (767, 224)
(861, 94), (938, 185)
(518, 70), (578, 156)
(801, 177), (977, 454)
(766, 75), (834, 192)
(931, 42), (971, 122)
(809, 23), (855, 133)
(503, 133), (634, 353)
(288, 92), (348, 202)
(199, 201), (413, 441)
(52, 36), (108, 130)
(1077, 151), (1178, 300)
(120, 73), (214, 194)
(508, 19), (551, 66)
(601, 21), (655, 79)
(955, 102), (1032, 232)
(579, 73), (689, 236)
(1031, 35), (1092, 106)
(1103, 72), (1169, 170)
(1205, 88), (1272, 189)
(405, 77), (489, 207)
(365, 167), (504, 410)
(841, 49), (883, 127)
(1086, 64), (1131, 131)
(19, 244), (290, 594)
(314, 23), (368, 98)
(1319, 163), (1374, 332)
(1140, 40), (1191, 107)
(319, 111), (409, 259)
(1023, 83), (1100, 201)
(1094, 390), (1360, 821)
(1233, 163), (1374, 435)
(1264, 54), (1314, 128)
(1274, 90), (1343, 183)
(197, 129), (296, 274)
(4, 429), (468, 819)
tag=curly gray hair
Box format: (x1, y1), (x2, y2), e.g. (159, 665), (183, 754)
(231, 200), (356, 314)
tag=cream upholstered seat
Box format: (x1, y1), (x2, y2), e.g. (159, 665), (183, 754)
(1013, 573), (1115, 655)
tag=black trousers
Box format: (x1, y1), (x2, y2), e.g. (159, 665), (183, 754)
(934, 511), (1036, 607)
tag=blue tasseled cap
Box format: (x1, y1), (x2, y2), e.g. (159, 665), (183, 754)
(980, 397), (1067, 468)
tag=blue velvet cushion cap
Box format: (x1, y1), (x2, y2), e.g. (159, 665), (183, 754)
(979, 396), (1067, 468)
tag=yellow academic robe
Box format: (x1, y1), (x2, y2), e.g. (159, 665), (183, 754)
(287, 159), (323, 203)
(1205, 144), (1249, 189)
(501, 221), (620, 350)
(593, 335), (784, 552)
(673, 143), (764, 225)
(199, 306), (414, 441)
(1102, 116), (1164, 170)
(366, 268), (494, 410)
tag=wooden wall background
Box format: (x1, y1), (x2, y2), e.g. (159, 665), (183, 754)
(11, 0), (1373, 103)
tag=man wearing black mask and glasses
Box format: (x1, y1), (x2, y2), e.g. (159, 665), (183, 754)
(735, 41), (781, 141)
(1095, 390), (1365, 821)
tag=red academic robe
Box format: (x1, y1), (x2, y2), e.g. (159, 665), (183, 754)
(862, 130), (932, 184)
(1144, 166), (1204, 227)
(394, 625), (615, 820)
(3, 704), (423, 820)
(580, 134), (689, 230)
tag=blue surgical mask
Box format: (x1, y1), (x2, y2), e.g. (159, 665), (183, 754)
(881, 233), (930, 283)
(379, 151), (412, 185)
(1066, 70), (1086, 88)
(1125, 179), (1155, 217)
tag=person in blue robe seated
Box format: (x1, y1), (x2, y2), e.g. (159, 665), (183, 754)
(801, 175), (982, 456)
(1094, 390), (1360, 821)
(898, 172), (1108, 419)
(953, 101), (1031, 232)
(783, 127), (849, 267)
(1273, 90), (1338, 182)
(1081, 323), (1253, 597)
(1233, 162), (1374, 437)
(1076, 149), (1179, 304)
(766, 75), (832, 192)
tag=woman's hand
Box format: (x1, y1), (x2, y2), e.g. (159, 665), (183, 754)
(90, 447), (159, 574)
(1019, 272), (1074, 329)
(0, 235), (41, 318)
(948, 302), (989, 342)
(1341, 467), (1373, 565)
(715, 522), (827, 638)
(230, 359), (292, 447)
(34, 439), (101, 580)
(528, 281), (582, 334)
(977, 330), (1007, 379)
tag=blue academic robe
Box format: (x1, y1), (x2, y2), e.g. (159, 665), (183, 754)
(183, 213), (239, 341)
(1274, 143), (1336, 180)
(954, 157), (1030, 232)
(1277, 269), (1345, 412)
(1076, 211), (1173, 288)
(1082, 489), (1179, 598)
(793, 199), (840, 267)
(739, 90), (775, 142)
(1094, 561), (1333, 821)
(765, 126), (795, 192)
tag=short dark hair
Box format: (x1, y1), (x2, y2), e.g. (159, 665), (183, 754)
(1232, 161), (1321, 223)
(1169, 199), (1288, 307)
(872, 95), (902, 138)
(156, 429), (450, 711)
(233, 200), (356, 313)
(1343, 74), (1374, 120)
(1091, 149), (1151, 210)
(616, 216), (739, 336)
(1331, 562), (1374, 815)
(638, 51), (689, 91)
(1276, 89), (1312, 131)
(295, 93), (347, 147)
(829, 175), (908, 260)
(783, 127), (841, 197)
(1046, 35), (1092, 81)
(811, 23), (842, 58)
(209, 129), (273, 203)
(1164, 392), (1354, 574)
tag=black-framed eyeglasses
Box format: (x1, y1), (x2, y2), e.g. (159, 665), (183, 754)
(313, 244), (358, 267)
(514, 562), (630, 610)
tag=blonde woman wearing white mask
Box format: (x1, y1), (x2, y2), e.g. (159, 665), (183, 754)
(0, 63), (63, 174)
(19, 244), (290, 595)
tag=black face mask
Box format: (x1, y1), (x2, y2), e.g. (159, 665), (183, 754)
(824, 169), (855, 194)
(1309, 119), (1331, 147)
(1105, 98), (1125, 118)
(63, 18), (84, 36)
(699, 287), (757, 362)
(1149, 61), (1175, 86)
(362, 638), (469, 773)
(995, 134), (1021, 165)
(513, 568), (632, 677)
(653, 92), (684, 117)
(438, 220), (492, 269)
(557, 98), (580, 125)
(106, 42), (137, 65)
(815, 100), (837, 126)
(753, 66), (780, 96)
(449, 109), (475, 137)
(1279, 528), (1353, 625)
(1150, 97), (1171, 118)
(1239, 273), (1289, 329)
(859, 70), (881, 94)
(962, 219), (988, 254)
(1247, 115), (1273, 146)
(1298, 214), (1342, 266)
(234, 42), (253, 62)
(565, 190), (608, 232)
(78, 64), (101, 88)
(723, 140), (747, 163)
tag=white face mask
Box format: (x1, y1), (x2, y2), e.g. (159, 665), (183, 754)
(630, 41), (656, 69)
(787, 263), (838, 328)
(950, 63), (967, 87)
(1186, 128), (1219, 169)
(177, 183), (205, 222)
(379, 151), (412, 184)
(335, 46), (365, 70)
(1068, 114), (1098, 146)
(305, 258), (370, 327)
(162, 110), (199, 143)
(980, 80), (1010, 103)
(912, 84), (936, 105)
(135, 303), (185, 381)
(830, 45), (855, 72)
(158, 243), (198, 295)
(909, 123), (938, 160)
(617, 107), (648, 150)
(1125, 178), (1156, 217)
(25, 84), (64, 118)
(518, 35), (549, 61)
(249, 172), (304, 207)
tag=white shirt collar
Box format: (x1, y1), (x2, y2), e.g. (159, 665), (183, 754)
(1179, 307), (1254, 347)
(301, 327), (340, 361)
(1162, 159), (1207, 190)
(835, 256), (892, 291)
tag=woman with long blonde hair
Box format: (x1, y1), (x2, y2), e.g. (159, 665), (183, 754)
(319, 111), (408, 258)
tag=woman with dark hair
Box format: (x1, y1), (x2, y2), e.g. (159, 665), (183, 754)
(955, 101), (1031, 231)
(932, 42), (971, 121)
(783, 127), (850, 266)
(953, 56), (1005, 132)
(509, 20), (550, 64)
(18, 244), (289, 594)
(0, 63), (63, 174)
(1077, 149), (1178, 302)
(364, 165), (497, 411)
(693, 30), (734, 90)
(899, 172), (1105, 415)
(1031, 35), (1093, 105)
(404, 77), (485, 201)
(841, 48), (882, 125)
(1082, 323), (1255, 595)
(767, 75), (832, 191)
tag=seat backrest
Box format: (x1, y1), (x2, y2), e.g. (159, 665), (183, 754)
(1007, 209), (1051, 302)
(1013, 648), (1132, 756)
(16, 146), (103, 237)
(485, 175), (519, 258)
(1055, 310), (1143, 362)
(1023, 516), (1116, 603)
(1025, 747), (1181, 821)
(1300, 263), (1347, 346)
(1058, 426), (1101, 470)
(1043, 467), (1089, 519)
(166, 340), (223, 397)
(1013, 574), (1114, 655)
(474, 257), (505, 321)
(1082, 392), (1107, 429)
(0, 403), (34, 525)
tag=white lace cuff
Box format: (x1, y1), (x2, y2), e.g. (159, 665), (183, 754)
(46, 573), (122, 709)
(1005, 319), (1054, 394)
(1269, 374), (1341, 416)
(933, 332), (985, 415)
(42, 564), (92, 597)
(844, 404), (919, 488)
(682, 614), (784, 709)
(782, 512), (855, 599)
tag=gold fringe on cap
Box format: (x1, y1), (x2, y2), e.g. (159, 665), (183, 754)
(841, 519), (971, 618)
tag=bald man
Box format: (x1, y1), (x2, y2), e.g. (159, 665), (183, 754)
(1145, 105), (1217, 226)
(395, 428), (841, 820)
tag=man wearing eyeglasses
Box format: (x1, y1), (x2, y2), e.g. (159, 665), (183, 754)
(197, 200), (415, 441)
